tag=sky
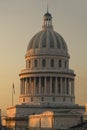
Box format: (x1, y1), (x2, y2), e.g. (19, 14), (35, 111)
(0, 0), (87, 115)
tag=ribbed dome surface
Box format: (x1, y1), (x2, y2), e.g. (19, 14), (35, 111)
(27, 29), (68, 52)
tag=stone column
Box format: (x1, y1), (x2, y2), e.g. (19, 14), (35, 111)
(22, 79), (24, 94)
(60, 77), (62, 94)
(55, 77), (57, 94)
(31, 59), (32, 69)
(20, 79), (22, 95)
(25, 78), (27, 94)
(27, 78), (30, 94)
(50, 77), (52, 94)
(32, 77), (34, 94)
(26, 78), (28, 94)
(30, 77), (31, 94)
(28, 78), (30, 94)
(34, 77), (36, 94)
(66, 78), (69, 95)
(57, 77), (60, 94)
(39, 77), (41, 94)
(31, 77), (34, 94)
(68, 78), (70, 95)
(66, 78), (70, 95)
(45, 77), (46, 94)
(69, 79), (72, 95)
(24, 78), (25, 94)
(64, 78), (66, 95)
(71, 79), (74, 96)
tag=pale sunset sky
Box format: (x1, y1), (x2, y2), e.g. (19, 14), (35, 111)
(0, 0), (87, 115)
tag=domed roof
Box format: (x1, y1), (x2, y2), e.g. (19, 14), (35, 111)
(26, 11), (69, 57)
(27, 29), (68, 52)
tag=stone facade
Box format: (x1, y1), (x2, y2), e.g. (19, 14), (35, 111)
(29, 111), (84, 129)
(5, 103), (85, 129)
(29, 111), (53, 128)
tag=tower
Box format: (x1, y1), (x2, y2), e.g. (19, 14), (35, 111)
(19, 10), (75, 106)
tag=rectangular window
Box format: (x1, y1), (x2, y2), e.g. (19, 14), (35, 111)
(42, 59), (46, 67)
(34, 59), (38, 67)
(59, 60), (62, 68)
(50, 59), (54, 67)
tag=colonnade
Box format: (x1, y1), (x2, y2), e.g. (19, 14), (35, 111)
(20, 77), (74, 96)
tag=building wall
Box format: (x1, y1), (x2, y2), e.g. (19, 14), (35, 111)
(7, 107), (16, 117)
(54, 116), (81, 129)
(29, 111), (83, 129)
(29, 111), (53, 128)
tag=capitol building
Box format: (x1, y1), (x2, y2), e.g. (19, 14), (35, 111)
(5, 10), (85, 130)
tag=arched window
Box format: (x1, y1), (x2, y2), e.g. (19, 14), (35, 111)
(34, 59), (38, 67)
(42, 59), (46, 67)
(50, 59), (54, 67)
(59, 60), (62, 68)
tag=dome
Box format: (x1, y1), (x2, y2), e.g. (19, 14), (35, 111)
(26, 11), (69, 57)
(27, 29), (68, 52)
(19, 10), (75, 106)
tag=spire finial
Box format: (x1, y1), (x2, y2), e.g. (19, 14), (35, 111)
(47, 3), (49, 13)
(42, 4), (53, 30)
